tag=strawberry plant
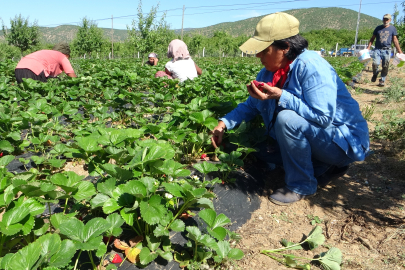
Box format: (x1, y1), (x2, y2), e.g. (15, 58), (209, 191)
(261, 226), (342, 270)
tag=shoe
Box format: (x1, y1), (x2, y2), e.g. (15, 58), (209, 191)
(316, 165), (349, 187)
(371, 74), (378, 82)
(269, 187), (308, 206)
(378, 80), (385, 87)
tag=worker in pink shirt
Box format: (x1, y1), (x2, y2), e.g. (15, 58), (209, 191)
(15, 42), (77, 83)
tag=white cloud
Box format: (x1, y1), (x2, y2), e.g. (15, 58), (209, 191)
(233, 10), (262, 19)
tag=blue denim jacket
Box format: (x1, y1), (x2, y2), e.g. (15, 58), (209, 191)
(220, 50), (369, 161)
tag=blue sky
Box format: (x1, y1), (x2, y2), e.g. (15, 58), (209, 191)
(1, 0), (403, 31)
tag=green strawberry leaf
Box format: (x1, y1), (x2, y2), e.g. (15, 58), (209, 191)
(140, 195), (167, 225)
(125, 180), (147, 197)
(59, 218), (85, 241)
(50, 212), (76, 230)
(154, 225), (169, 237)
(319, 247), (342, 270)
(193, 162), (218, 174)
(90, 193), (110, 209)
(199, 209), (216, 228)
(97, 178), (117, 197)
(76, 235), (103, 251)
(101, 163), (133, 181)
(199, 234), (218, 250)
(156, 249), (173, 262)
(208, 227), (227, 241)
(306, 226), (325, 250)
(212, 213), (230, 229)
(196, 198), (215, 210)
(0, 140), (14, 153)
(162, 182), (184, 198)
(106, 213), (125, 236)
(76, 136), (102, 152)
(139, 247), (158, 265)
(7, 239), (41, 270)
(120, 209), (135, 226)
(169, 219), (185, 232)
(73, 181), (96, 201)
(0, 155), (14, 167)
(227, 248), (244, 260)
(139, 177), (157, 193)
(36, 233), (61, 257)
(186, 226), (201, 242)
(96, 242), (108, 257)
(215, 240), (230, 259)
(146, 235), (161, 252)
(82, 217), (110, 242)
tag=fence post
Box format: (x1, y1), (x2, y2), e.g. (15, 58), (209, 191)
(335, 43), (338, 57)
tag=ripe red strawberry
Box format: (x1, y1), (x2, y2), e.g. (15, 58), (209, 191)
(201, 153), (207, 159)
(111, 254), (122, 264)
(252, 80), (266, 92)
(0, 152), (3, 157)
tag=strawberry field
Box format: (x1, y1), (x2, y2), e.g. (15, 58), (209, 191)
(0, 56), (365, 270)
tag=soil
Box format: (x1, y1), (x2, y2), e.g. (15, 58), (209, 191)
(234, 60), (405, 270)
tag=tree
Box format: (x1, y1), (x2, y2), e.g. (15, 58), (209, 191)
(188, 34), (206, 57)
(393, 2), (405, 48)
(127, 0), (175, 62)
(72, 18), (106, 57)
(1, 14), (39, 55)
(212, 31), (235, 57)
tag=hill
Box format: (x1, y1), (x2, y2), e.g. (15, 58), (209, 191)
(39, 26), (128, 44)
(0, 25), (128, 44)
(186, 7), (382, 37)
(0, 7), (381, 44)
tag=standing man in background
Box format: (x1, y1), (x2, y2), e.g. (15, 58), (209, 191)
(367, 14), (402, 87)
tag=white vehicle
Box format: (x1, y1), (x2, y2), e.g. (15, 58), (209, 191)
(351, 40), (373, 56)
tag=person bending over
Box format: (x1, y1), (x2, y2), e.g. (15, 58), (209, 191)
(15, 42), (77, 84)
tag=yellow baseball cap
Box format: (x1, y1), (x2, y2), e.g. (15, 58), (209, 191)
(239, 12), (300, 54)
(383, 14), (392, 19)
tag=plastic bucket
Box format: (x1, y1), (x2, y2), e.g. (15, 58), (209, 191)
(358, 49), (371, 63)
(393, 53), (405, 67)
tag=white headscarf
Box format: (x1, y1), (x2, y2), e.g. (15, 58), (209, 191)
(167, 39), (190, 62)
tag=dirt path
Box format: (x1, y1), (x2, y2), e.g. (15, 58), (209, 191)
(235, 61), (405, 270)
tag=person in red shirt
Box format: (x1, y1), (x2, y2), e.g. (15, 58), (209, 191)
(15, 42), (77, 83)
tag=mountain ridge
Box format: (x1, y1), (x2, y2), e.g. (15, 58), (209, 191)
(0, 7), (382, 44)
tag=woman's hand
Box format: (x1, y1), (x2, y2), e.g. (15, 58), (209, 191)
(195, 63), (202, 76)
(211, 121), (226, 148)
(165, 68), (172, 76)
(247, 81), (282, 100)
